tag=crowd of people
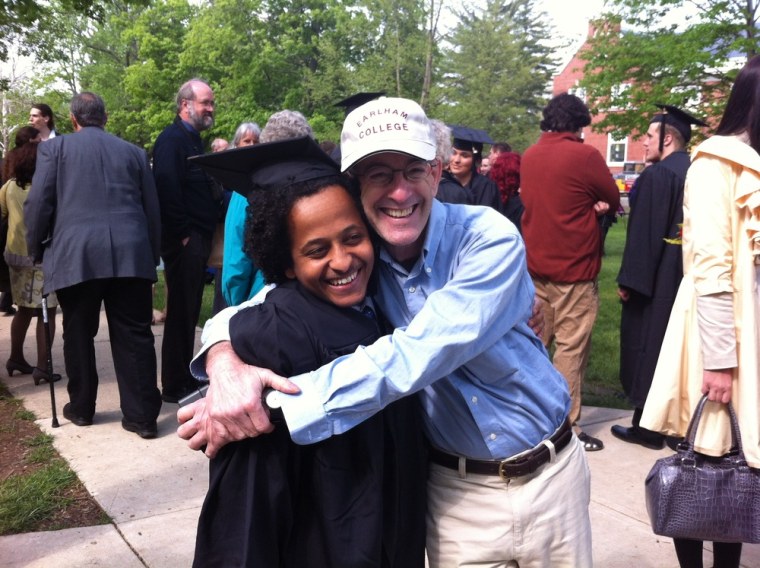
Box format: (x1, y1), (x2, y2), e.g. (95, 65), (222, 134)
(1, 53), (758, 567)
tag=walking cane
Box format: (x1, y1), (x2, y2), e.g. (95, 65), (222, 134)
(41, 295), (59, 428)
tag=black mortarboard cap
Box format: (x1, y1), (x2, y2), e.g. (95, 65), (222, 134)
(651, 104), (708, 152)
(334, 92), (386, 115)
(190, 136), (339, 196)
(450, 125), (494, 155)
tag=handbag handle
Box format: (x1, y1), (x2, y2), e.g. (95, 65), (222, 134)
(681, 394), (746, 462)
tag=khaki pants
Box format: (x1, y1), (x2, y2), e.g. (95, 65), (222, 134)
(533, 279), (599, 425)
(426, 436), (592, 568)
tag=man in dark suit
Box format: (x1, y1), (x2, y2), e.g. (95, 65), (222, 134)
(153, 78), (220, 403)
(25, 92), (162, 439)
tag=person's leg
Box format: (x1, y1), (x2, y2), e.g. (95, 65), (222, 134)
(713, 542), (742, 568)
(8, 307), (34, 367)
(548, 281), (599, 427)
(532, 278), (556, 349)
(34, 306), (56, 370)
(102, 277), (161, 424)
(56, 281), (104, 420)
(426, 436), (592, 568)
(674, 538), (703, 568)
(161, 231), (211, 400)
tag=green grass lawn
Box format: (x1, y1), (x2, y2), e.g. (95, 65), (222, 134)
(585, 219), (629, 409)
(186, 223), (631, 409)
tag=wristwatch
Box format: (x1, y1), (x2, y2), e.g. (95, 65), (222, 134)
(263, 388), (284, 422)
(263, 388), (282, 409)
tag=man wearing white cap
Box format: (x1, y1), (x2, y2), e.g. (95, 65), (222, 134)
(181, 97), (592, 567)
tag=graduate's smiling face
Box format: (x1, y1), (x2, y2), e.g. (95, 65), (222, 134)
(285, 185), (374, 308)
(449, 147), (474, 177)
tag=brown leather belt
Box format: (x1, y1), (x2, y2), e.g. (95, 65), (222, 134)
(429, 419), (573, 480)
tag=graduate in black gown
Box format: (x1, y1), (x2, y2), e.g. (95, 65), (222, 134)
(445, 126), (503, 212)
(611, 105), (707, 449)
(191, 137), (427, 567)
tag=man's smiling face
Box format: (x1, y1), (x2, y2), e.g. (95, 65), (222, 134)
(354, 152), (441, 264)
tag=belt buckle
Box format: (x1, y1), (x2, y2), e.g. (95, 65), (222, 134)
(498, 453), (528, 481)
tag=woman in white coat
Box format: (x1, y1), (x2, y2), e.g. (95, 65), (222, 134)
(641, 56), (760, 568)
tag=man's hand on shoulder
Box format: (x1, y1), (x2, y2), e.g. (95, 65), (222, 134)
(177, 341), (300, 458)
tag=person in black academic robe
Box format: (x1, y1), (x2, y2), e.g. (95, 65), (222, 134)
(190, 136), (426, 568)
(193, 281), (427, 568)
(614, 150), (689, 446)
(435, 173), (470, 204)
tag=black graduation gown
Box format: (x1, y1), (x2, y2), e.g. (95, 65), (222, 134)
(441, 170), (503, 213)
(617, 151), (688, 408)
(435, 175), (469, 205)
(193, 281), (427, 568)
(467, 172), (503, 213)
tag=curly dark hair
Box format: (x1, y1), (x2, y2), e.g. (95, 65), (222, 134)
(243, 174), (369, 284)
(539, 93), (591, 133)
(489, 151), (521, 204)
(2, 126), (40, 186)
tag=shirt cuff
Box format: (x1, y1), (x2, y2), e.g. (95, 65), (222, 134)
(280, 371), (333, 445)
(696, 293), (738, 370)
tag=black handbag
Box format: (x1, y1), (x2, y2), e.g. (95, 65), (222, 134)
(644, 394), (760, 543)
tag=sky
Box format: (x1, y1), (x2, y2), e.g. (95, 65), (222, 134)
(538, 0), (606, 60)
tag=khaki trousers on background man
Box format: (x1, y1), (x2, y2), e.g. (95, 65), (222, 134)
(533, 279), (599, 425)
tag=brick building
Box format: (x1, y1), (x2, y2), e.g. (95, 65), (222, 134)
(552, 25), (646, 176)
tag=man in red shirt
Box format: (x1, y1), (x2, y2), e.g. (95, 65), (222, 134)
(521, 93), (620, 451)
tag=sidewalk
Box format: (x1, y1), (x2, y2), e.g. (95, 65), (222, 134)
(0, 308), (758, 567)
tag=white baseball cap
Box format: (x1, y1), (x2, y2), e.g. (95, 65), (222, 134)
(340, 97), (436, 172)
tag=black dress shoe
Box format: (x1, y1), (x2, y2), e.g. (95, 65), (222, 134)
(665, 435), (685, 452)
(610, 424), (665, 450)
(63, 403), (93, 427)
(122, 418), (158, 439)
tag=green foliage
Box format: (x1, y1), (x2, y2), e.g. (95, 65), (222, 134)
(436, 0), (557, 152)
(579, 0), (759, 139)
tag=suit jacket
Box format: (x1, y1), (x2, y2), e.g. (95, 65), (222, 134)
(24, 126), (160, 293)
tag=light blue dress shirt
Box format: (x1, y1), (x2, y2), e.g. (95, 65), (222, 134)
(281, 200), (570, 460)
(222, 192), (266, 306)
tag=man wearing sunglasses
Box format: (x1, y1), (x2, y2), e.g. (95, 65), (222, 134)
(182, 97), (592, 567)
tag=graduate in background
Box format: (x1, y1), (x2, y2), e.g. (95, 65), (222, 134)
(612, 105), (707, 449)
(445, 125), (503, 212)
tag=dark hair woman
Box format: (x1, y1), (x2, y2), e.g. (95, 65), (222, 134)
(0, 126), (60, 384)
(640, 54), (760, 568)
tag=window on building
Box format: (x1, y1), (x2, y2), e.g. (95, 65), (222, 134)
(608, 135), (627, 165)
(568, 85), (587, 102)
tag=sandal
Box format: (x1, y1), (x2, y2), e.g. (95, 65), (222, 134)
(578, 431), (604, 451)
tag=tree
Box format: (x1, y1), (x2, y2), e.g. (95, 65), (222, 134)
(0, 0), (149, 62)
(437, 0), (557, 151)
(579, 0), (759, 139)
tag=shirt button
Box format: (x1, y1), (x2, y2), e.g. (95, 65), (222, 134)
(425, 267), (432, 273)
(408, 286), (416, 293)
(471, 396), (478, 404)
(490, 433), (497, 440)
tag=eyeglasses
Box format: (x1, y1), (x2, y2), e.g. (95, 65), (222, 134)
(356, 160), (436, 188)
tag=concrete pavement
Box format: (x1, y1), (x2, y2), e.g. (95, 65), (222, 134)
(0, 308), (758, 567)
